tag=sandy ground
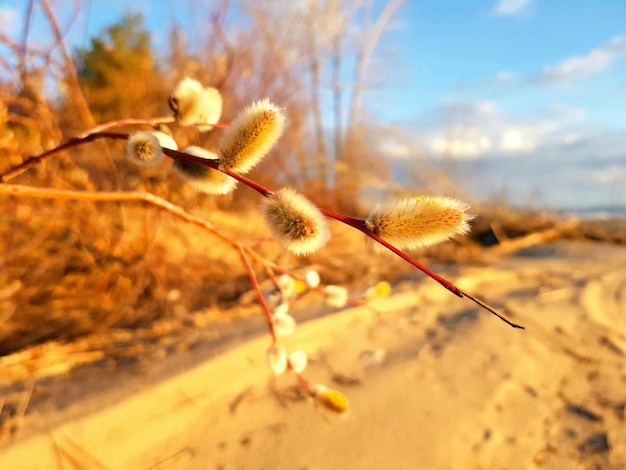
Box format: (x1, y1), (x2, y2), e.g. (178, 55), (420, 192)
(1, 240), (625, 469)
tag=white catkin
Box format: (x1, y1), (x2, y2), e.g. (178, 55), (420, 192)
(125, 131), (164, 166)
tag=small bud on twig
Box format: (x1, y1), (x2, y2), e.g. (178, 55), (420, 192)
(365, 281), (391, 300)
(152, 125), (178, 150)
(324, 285), (348, 308)
(288, 350), (308, 373)
(365, 196), (473, 251)
(312, 384), (349, 414)
(171, 146), (237, 194)
(305, 270), (321, 288)
(261, 188), (330, 255)
(218, 98), (285, 174)
(278, 274), (296, 297)
(125, 131), (164, 166)
(272, 311), (296, 336)
(267, 343), (288, 375)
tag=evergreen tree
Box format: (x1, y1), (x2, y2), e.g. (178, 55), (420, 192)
(73, 13), (165, 122)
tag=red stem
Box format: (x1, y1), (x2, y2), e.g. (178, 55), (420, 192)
(2, 131), (523, 329)
(237, 246), (277, 343)
(319, 209), (462, 296)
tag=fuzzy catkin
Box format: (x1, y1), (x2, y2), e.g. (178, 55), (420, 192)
(171, 146), (236, 194)
(151, 125), (178, 150)
(218, 99), (285, 174)
(365, 196), (472, 251)
(262, 188), (329, 256)
(169, 77), (223, 132)
(125, 131), (164, 166)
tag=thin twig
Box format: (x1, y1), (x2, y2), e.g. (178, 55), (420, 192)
(75, 116), (176, 138)
(237, 246), (277, 343)
(39, 0), (96, 128)
(0, 132), (127, 182)
(1, 131), (525, 329)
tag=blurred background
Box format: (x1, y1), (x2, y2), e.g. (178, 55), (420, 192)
(1, 0), (625, 453)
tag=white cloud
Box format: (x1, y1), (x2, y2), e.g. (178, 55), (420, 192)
(495, 71), (517, 83)
(500, 129), (534, 152)
(537, 36), (626, 85)
(419, 100), (589, 159)
(380, 141), (412, 159)
(386, 104), (626, 210)
(431, 135), (492, 158)
(492, 0), (532, 16)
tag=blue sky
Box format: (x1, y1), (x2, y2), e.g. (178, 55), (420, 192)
(1, 0), (625, 212)
(371, 0), (626, 212)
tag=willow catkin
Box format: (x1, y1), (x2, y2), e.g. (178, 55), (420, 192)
(266, 343), (288, 375)
(218, 98), (285, 174)
(169, 77), (223, 132)
(365, 196), (473, 251)
(312, 385), (349, 414)
(261, 188), (329, 256)
(171, 146), (237, 195)
(151, 124), (178, 150)
(125, 131), (164, 166)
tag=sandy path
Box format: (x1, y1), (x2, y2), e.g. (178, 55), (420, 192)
(1, 241), (625, 469)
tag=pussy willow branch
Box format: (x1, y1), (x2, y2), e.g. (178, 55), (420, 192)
(0, 116), (231, 182)
(75, 117), (176, 138)
(0, 184), (358, 319)
(166, 149), (523, 329)
(0, 132), (127, 182)
(1, 131), (524, 329)
(236, 245), (277, 343)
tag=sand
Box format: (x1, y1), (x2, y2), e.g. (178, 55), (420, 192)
(1, 240), (625, 469)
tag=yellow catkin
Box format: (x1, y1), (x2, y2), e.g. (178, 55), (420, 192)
(365, 196), (473, 251)
(261, 188), (329, 255)
(218, 98), (285, 174)
(313, 385), (349, 414)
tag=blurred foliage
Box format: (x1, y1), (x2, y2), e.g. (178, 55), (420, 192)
(72, 13), (164, 123)
(0, 1), (403, 359)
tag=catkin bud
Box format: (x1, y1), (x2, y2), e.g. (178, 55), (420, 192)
(288, 350), (308, 373)
(272, 311), (296, 336)
(218, 98), (285, 174)
(171, 146), (237, 194)
(278, 274), (296, 297)
(312, 384), (349, 414)
(365, 281), (391, 301)
(169, 77), (223, 132)
(267, 343), (288, 375)
(152, 124), (178, 150)
(305, 270), (321, 288)
(125, 131), (164, 166)
(261, 188), (330, 256)
(365, 196), (473, 251)
(324, 285), (348, 308)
